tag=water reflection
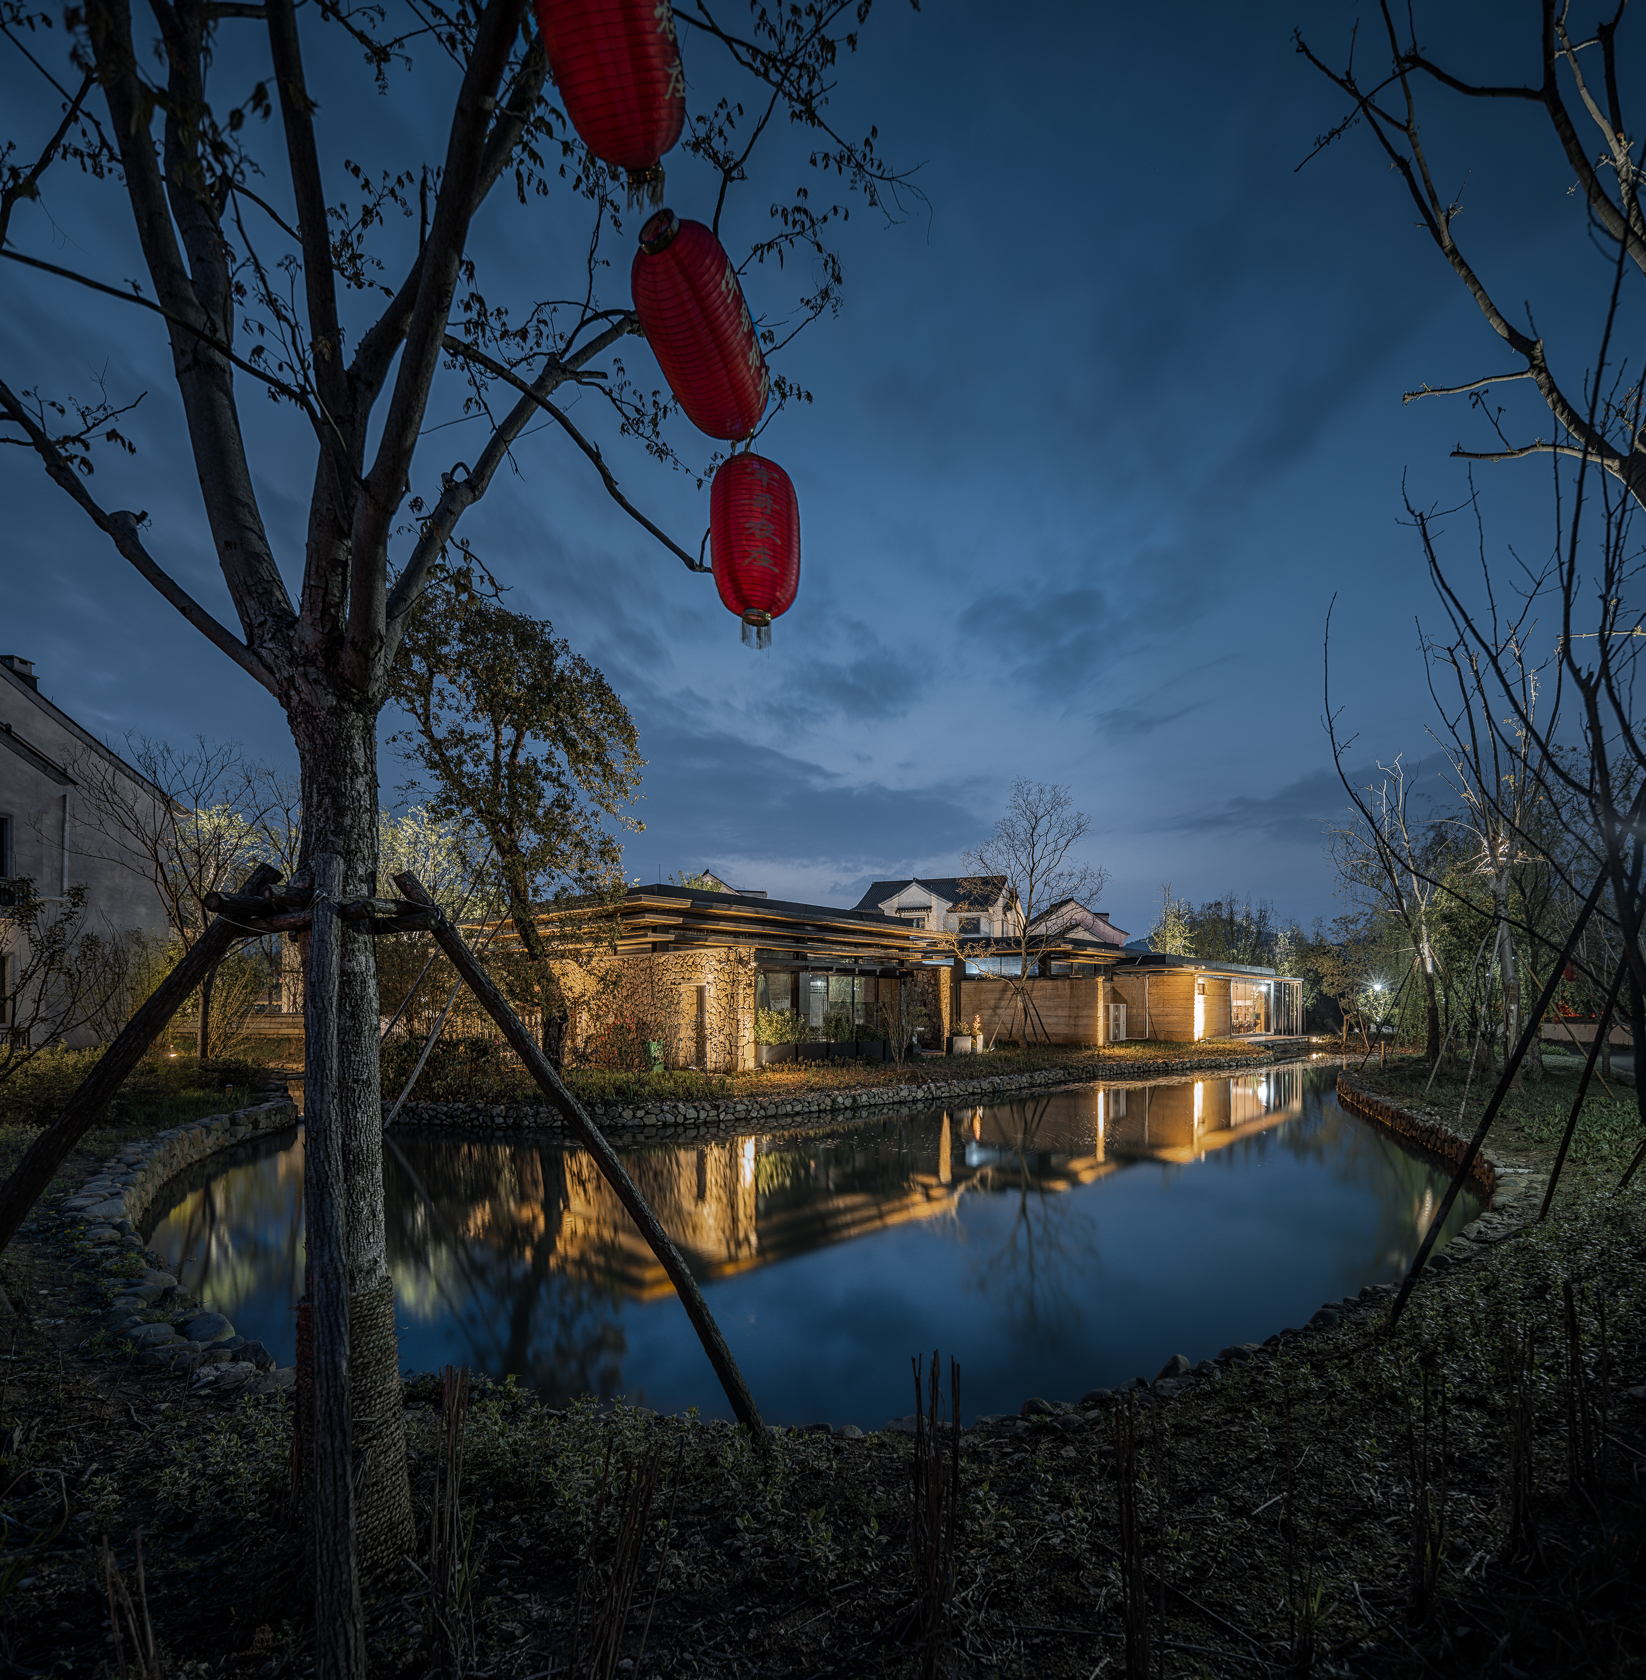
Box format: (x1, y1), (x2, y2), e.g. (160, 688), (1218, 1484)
(144, 1064), (1481, 1425)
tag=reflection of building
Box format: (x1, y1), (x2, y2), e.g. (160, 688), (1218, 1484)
(410, 1071), (1310, 1302)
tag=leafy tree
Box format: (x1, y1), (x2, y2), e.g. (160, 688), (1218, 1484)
(1148, 884), (1194, 954)
(390, 567), (642, 1062)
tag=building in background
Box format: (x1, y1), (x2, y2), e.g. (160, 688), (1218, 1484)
(0, 654), (172, 1044)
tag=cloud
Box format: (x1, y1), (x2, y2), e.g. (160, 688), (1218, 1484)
(1166, 765), (1361, 846)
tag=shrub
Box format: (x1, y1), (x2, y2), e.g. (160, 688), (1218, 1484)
(754, 1008), (805, 1046)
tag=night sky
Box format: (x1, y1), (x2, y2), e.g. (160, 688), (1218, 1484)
(1, 2), (1622, 935)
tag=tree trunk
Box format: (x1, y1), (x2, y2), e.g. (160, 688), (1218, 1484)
(1496, 890), (1523, 1088)
(290, 697), (413, 1598)
(197, 958), (216, 1061)
(1416, 927), (1441, 1062)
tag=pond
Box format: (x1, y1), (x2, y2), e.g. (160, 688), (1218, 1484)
(142, 1061), (1481, 1428)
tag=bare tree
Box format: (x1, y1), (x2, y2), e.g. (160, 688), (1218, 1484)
(71, 735), (277, 1055)
(949, 779), (1107, 1046)
(0, 879), (136, 1078)
(1298, 2), (1646, 509)
(1, 0), (919, 1656)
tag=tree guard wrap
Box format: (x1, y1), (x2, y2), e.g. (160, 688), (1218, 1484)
(631, 210), (771, 440)
(533, 0), (686, 205)
(710, 452), (800, 647)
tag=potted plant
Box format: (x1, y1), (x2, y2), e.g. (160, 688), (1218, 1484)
(823, 1001), (858, 1058)
(755, 1008), (799, 1066)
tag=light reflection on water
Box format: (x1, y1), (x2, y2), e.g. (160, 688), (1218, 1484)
(143, 1063), (1481, 1427)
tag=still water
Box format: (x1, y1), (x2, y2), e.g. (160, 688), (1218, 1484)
(143, 1062), (1480, 1427)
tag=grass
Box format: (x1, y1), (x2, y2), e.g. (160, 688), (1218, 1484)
(1355, 1046), (1645, 1201)
(0, 1051), (276, 1193)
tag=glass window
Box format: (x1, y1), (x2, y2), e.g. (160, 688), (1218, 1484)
(757, 971), (793, 1013)
(803, 973), (829, 1031)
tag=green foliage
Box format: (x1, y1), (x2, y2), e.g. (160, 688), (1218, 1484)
(0, 1048), (265, 1131)
(379, 1033), (729, 1105)
(822, 1003), (855, 1043)
(156, 1401), (291, 1524)
(754, 1008), (805, 1045)
(388, 564), (642, 971)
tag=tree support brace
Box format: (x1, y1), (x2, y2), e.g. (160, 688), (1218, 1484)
(0, 863), (282, 1257)
(393, 871), (771, 1447)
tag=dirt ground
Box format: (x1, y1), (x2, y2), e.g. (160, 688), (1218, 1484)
(1, 1054), (1643, 1677)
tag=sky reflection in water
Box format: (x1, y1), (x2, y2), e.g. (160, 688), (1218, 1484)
(144, 1063), (1479, 1427)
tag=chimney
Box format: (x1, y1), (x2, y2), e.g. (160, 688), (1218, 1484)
(0, 656), (37, 690)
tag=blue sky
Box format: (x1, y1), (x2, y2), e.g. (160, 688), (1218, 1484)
(1, 1), (1626, 936)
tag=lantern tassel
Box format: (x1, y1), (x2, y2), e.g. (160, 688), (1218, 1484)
(626, 165), (667, 209)
(740, 617), (772, 651)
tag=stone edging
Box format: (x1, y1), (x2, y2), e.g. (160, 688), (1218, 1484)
(58, 1095), (301, 1399)
(1335, 1070), (1500, 1196)
(1333, 1069), (1552, 1270)
(390, 1051), (1286, 1138)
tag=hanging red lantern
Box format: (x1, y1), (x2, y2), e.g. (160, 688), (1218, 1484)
(711, 452), (799, 648)
(632, 209), (770, 440)
(533, 0), (685, 206)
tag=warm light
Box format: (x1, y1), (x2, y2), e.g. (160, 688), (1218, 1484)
(1193, 1082), (1204, 1125)
(740, 1137), (756, 1189)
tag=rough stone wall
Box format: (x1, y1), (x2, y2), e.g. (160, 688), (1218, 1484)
(554, 946), (759, 1072)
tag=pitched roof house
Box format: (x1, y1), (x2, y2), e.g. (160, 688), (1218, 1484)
(852, 876), (1016, 937)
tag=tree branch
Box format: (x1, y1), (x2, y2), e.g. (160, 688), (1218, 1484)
(381, 315), (643, 644)
(86, 0), (297, 651)
(441, 335), (709, 573)
(0, 70), (95, 250)
(0, 377), (280, 695)
(349, 0), (528, 688)
(1404, 371), (1535, 404)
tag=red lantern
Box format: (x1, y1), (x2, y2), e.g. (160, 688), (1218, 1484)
(534, 0), (685, 205)
(632, 210), (770, 440)
(711, 453), (799, 647)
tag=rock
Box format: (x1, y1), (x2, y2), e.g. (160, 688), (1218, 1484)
(1216, 1344), (1254, 1363)
(82, 1226), (120, 1246)
(799, 1422), (832, 1435)
(1309, 1308), (1342, 1329)
(243, 1370), (295, 1397)
(137, 1269), (177, 1288)
(883, 1415), (918, 1435)
(1154, 1354), (1192, 1382)
(191, 1361), (257, 1394)
(1153, 1378), (1186, 1399)
(1193, 1360), (1217, 1376)
(1079, 1389), (1114, 1408)
(181, 1312), (235, 1344)
(240, 1340), (276, 1372)
(116, 1284), (166, 1307)
(835, 1423), (865, 1439)
(129, 1323), (176, 1348)
(1019, 1396), (1057, 1417)
(1056, 1413), (1088, 1434)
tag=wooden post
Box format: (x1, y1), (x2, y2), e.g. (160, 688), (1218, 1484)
(304, 853), (365, 1680)
(0, 862), (279, 1256)
(393, 872), (770, 1444)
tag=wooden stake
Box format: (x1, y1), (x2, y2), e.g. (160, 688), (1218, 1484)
(393, 872), (770, 1445)
(0, 862), (279, 1256)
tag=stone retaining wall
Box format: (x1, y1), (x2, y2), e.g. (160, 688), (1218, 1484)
(389, 1053), (1284, 1138)
(1335, 1071), (1499, 1196)
(61, 1097), (301, 1231)
(59, 1095), (300, 1400)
